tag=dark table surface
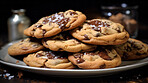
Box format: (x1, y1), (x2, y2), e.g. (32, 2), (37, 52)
(0, 24), (148, 83)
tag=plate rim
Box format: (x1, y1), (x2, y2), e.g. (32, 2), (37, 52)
(0, 40), (148, 74)
(0, 56), (148, 72)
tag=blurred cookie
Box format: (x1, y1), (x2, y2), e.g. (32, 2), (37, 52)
(109, 13), (138, 36)
(71, 19), (129, 45)
(115, 38), (148, 60)
(24, 10), (86, 38)
(8, 38), (44, 56)
(42, 32), (96, 52)
(68, 47), (121, 69)
(23, 50), (75, 69)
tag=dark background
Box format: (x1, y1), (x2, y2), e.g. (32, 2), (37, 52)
(0, 0), (148, 43)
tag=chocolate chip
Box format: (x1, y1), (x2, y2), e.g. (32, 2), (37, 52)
(74, 53), (83, 58)
(99, 51), (112, 60)
(83, 34), (89, 40)
(117, 30), (121, 33)
(136, 52), (142, 56)
(42, 29), (46, 35)
(33, 29), (36, 31)
(92, 27), (101, 31)
(76, 58), (85, 64)
(47, 55), (55, 59)
(88, 20), (110, 31)
(36, 24), (43, 28)
(126, 46), (132, 52)
(45, 51), (67, 59)
(100, 64), (106, 69)
(69, 11), (78, 16)
(58, 48), (63, 51)
(95, 33), (101, 37)
(36, 53), (44, 57)
(21, 47), (28, 50)
(42, 17), (49, 24)
(122, 52), (129, 59)
(44, 13), (70, 30)
(32, 44), (39, 48)
(134, 45), (142, 50)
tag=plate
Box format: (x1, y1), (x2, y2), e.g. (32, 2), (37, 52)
(0, 41), (148, 77)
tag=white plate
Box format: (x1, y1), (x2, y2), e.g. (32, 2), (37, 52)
(0, 41), (148, 77)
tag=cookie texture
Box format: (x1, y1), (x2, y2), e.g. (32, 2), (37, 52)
(8, 38), (44, 56)
(42, 33), (96, 52)
(24, 10), (86, 38)
(115, 38), (148, 60)
(71, 19), (129, 45)
(23, 50), (75, 69)
(68, 47), (121, 69)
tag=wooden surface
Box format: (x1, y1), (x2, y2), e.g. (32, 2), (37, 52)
(0, 24), (148, 83)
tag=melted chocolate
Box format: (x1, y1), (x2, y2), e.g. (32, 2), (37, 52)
(76, 58), (85, 63)
(88, 20), (110, 31)
(83, 51), (112, 60)
(73, 49), (112, 64)
(100, 64), (106, 69)
(95, 33), (101, 37)
(98, 51), (112, 60)
(42, 13), (70, 30)
(36, 53), (44, 57)
(69, 11), (78, 16)
(83, 34), (89, 40)
(42, 17), (49, 24)
(35, 24), (43, 28)
(73, 53), (85, 64)
(74, 53), (84, 58)
(36, 51), (67, 59)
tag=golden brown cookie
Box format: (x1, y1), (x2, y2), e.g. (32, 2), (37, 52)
(23, 50), (75, 69)
(68, 47), (121, 69)
(24, 10), (86, 38)
(71, 19), (129, 45)
(114, 38), (148, 60)
(8, 38), (44, 56)
(42, 32), (96, 52)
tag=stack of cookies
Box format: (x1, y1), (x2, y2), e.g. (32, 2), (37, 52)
(8, 10), (148, 69)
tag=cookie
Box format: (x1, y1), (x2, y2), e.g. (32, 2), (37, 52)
(42, 32), (96, 52)
(71, 19), (129, 45)
(114, 38), (148, 60)
(109, 13), (138, 36)
(8, 38), (44, 56)
(68, 47), (121, 69)
(24, 10), (86, 38)
(23, 50), (75, 69)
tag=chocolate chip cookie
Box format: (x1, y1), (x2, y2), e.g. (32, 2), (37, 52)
(42, 32), (96, 52)
(68, 47), (121, 69)
(24, 10), (86, 38)
(71, 19), (129, 45)
(8, 38), (44, 56)
(23, 50), (75, 69)
(114, 38), (148, 60)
